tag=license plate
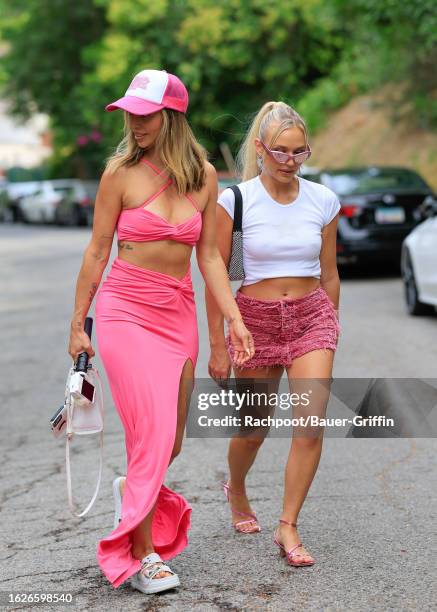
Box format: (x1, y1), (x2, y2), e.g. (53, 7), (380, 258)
(375, 207), (405, 224)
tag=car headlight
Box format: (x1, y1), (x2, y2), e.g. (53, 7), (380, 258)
(418, 195), (437, 219)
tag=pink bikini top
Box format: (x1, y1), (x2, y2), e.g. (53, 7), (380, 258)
(117, 159), (202, 246)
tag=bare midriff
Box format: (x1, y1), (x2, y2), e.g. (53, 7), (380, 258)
(239, 276), (320, 300)
(117, 240), (193, 280)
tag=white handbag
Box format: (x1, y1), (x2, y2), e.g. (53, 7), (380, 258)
(51, 317), (104, 517)
(64, 363), (104, 517)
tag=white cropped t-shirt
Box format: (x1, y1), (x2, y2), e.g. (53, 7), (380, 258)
(217, 175), (341, 286)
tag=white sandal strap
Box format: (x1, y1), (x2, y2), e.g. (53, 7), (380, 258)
(141, 560), (174, 579)
(141, 552), (162, 564)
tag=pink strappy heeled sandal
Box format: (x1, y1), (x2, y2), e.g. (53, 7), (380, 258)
(273, 519), (315, 566)
(221, 481), (261, 534)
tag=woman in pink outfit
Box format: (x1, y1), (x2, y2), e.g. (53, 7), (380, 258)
(68, 69), (254, 594)
(206, 101), (341, 567)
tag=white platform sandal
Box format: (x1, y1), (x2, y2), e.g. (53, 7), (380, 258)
(112, 476), (124, 529)
(130, 553), (180, 594)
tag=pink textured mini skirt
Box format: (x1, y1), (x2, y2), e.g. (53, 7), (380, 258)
(227, 286), (340, 369)
(95, 257), (198, 588)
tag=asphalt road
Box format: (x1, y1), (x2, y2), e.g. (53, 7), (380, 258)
(1, 224), (436, 611)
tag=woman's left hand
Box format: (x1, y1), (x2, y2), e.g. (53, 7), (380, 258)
(228, 318), (255, 366)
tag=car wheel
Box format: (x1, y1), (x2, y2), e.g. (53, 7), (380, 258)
(77, 207), (88, 227)
(11, 205), (21, 222)
(19, 209), (29, 223)
(1, 207), (14, 223)
(85, 209), (94, 227)
(54, 209), (64, 225)
(67, 205), (83, 227)
(402, 250), (435, 316)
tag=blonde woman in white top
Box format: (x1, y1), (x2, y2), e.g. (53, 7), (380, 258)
(205, 101), (341, 567)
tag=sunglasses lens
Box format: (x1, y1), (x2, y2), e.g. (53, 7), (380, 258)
(272, 151), (289, 163)
(295, 151), (311, 164)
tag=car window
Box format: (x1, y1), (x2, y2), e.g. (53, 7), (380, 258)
(83, 183), (98, 198)
(321, 168), (429, 195)
(53, 186), (74, 195)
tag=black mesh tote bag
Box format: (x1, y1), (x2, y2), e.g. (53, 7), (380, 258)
(227, 185), (244, 281)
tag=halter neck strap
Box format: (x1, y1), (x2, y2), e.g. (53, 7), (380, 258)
(141, 158), (164, 175)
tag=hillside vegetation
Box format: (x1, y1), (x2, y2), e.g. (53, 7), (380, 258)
(0, 1), (435, 179)
(309, 86), (437, 190)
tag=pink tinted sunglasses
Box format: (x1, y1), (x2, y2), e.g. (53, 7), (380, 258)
(259, 140), (312, 165)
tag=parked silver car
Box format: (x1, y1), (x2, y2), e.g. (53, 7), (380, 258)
(0, 181), (41, 222)
(18, 179), (97, 225)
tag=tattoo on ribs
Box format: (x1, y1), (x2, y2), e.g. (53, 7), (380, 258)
(117, 241), (134, 251)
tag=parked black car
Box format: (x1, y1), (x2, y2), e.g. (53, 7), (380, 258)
(306, 166), (436, 266)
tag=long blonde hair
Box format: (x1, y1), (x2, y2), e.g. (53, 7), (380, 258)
(105, 109), (207, 193)
(237, 101), (309, 181)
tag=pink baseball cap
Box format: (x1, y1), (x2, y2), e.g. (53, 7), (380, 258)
(105, 69), (189, 115)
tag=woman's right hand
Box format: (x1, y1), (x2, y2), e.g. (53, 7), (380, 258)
(208, 345), (232, 383)
(68, 328), (95, 363)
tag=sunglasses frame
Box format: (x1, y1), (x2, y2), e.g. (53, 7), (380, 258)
(259, 140), (312, 165)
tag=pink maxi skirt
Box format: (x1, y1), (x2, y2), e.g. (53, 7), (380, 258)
(227, 286), (340, 368)
(95, 257), (198, 588)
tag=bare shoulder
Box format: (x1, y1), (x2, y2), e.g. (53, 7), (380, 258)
(204, 160), (217, 181)
(99, 164), (128, 193)
(204, 161), (218, 208)
(204, 161), (218, 196)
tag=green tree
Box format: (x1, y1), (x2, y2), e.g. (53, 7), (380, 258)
(81, 0), (344, 156)
(1, 0), (435, 177)
(330, 0), (437, 128)
(0, 0), (107, 177)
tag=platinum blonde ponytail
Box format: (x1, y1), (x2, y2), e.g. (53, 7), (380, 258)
(237, 101), (309, 181)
